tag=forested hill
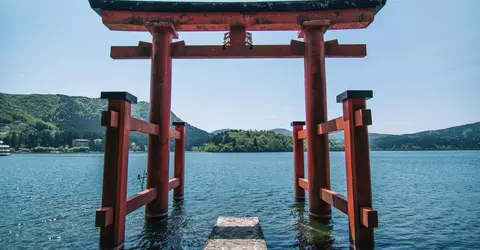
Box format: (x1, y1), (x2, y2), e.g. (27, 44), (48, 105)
(370, 122), (480, 150)
(199, 122), (480, 152)
(0, 93), (211, 151)
(191, 130), (344, 152)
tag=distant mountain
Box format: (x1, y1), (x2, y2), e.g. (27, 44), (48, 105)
(211, 129), (231, 135)
(371, 122), (480, 150)
(205, 122), (480, 151)
(270, 128), (291, 136)
(0, 93), (212, 151)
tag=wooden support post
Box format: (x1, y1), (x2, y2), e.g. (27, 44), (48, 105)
(98, 92), (137, 250)
(291, 121), (306, 201)
(301, 21), (332, 221)
(145, 23), (176, 220)
(173, 121), (186, 201)
(338, 90), (375, 249)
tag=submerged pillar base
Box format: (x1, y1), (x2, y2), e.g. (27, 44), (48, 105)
(145, 211), (168, 220)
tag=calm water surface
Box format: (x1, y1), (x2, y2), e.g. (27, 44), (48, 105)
(0, 151), (479, 249)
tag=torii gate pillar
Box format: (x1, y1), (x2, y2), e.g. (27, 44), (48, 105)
(302, 21), (332, 220)
(145, 24), (177, 219)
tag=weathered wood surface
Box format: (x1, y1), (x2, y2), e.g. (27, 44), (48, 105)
(204, 217), (267, 250)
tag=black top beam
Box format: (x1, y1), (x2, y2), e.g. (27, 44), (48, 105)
(336, 90), (373, 103)
(100, 91), (138, 104)
(89, 0), (386, 14)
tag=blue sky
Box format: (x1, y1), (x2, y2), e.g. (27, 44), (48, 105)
(1, 0), (479, 134)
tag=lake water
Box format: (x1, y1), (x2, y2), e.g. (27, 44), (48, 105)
(0, 151), (479, 249)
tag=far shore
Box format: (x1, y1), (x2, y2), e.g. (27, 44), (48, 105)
(5, 149), (479, 155)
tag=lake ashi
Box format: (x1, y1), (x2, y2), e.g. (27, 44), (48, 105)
(0, 151), (479, 249)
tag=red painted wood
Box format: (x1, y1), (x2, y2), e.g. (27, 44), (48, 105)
(99, 8), (376, 32)
(95, 207), (114, 227)
(303, 25), (331, 221)
(169, 129), (181, 139)
(317, 117), (345, 135)
(99, 100), (131, 249)
(110, 42), (366, 59)
(130, 118), (160, 135)
(298, 178), (309, 191)
(173, 124), (186, 200)
(292, 124), (305, 200)
(343, 98), (375, 249)
(126, 188), (158, 215)
(361, 207), (378, 229)
(168, 178), (180, 191)
(297, 130), (308, 139)
(145, 25), (174, 220)
(320, 188), (348, 215)
(101, 111), (119, 127)
(354, 109), (372, 127)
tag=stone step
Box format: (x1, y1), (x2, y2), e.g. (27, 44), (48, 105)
(204, 217), (267, 250)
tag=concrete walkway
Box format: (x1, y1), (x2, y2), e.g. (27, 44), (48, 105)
(204, 217), (267, 250)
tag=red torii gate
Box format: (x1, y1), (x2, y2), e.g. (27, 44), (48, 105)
(89, 0), (386, 249)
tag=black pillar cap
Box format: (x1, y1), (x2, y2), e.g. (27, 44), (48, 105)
(100, 92), (137, 104)
(290, 121), (306, 126)
(172, 121), (186, 126)
(336, 90), (373, 103)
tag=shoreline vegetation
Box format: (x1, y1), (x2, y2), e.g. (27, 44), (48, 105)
(1, 92), (479, 153)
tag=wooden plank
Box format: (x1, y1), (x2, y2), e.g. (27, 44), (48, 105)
(126, 188), (158, 215)
(169, 129), (181, 139)
(101, 111), (119, 127)
(325, 44), (367, 58)
(298, 178), (309, 191)
(100, 8), (376, 32)
(204, 217), (267, 250)
(297, 129), (307, 139)
(111, 46), (151, 59)
(355, 109), (372, 127)
(320, 188), (348, 215)
(130, 118), (160, 136)
(361, 207), (378, 228)
(111, 41), (365, 59)
(95, 207), (114, 227)
(168, 178), (180, 191)
(317, 117), (345, 135)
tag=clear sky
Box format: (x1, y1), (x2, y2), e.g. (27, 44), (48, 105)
(1, 0), (479, 134)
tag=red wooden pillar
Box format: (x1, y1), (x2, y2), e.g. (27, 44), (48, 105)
(339, 90), (375, 249)
(98, 92), (136, 250)
(301, 21), (332, 220)
(173, 121), (186, 201)
(291, 121), (306, 200)
(145, 24), (178, 219)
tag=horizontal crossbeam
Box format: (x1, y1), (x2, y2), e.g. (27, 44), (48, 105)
(317, 117), (345, 135)
(320, 188), (378, 228)
(355, 109), (372, 127)
(320, 188), (348, 214)
(298, 178), (309, 191)
(95, 207), (114, 227)
(168, 178), (180, 190)
(111, 40), (366, 59)
(130, 118), (160, 135)
(126, 188), (157, 215)
(297, 129), (308, 139)
(100, 8), (377, 32)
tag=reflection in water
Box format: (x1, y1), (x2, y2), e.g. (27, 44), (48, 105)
(290, 202), (338, 250)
